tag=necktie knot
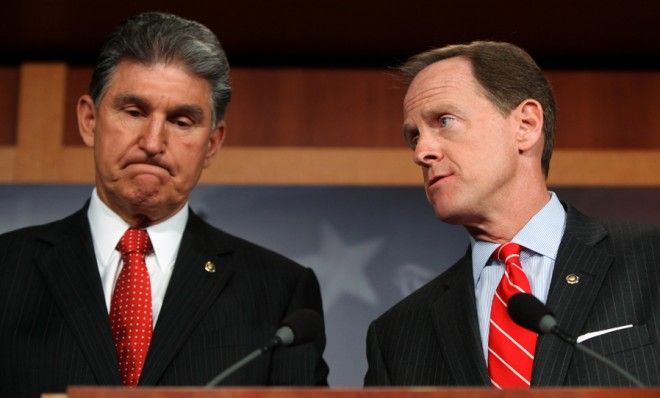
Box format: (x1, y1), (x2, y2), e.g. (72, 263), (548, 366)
(495, 242), (521, 264)
(117, 228), (152, 256)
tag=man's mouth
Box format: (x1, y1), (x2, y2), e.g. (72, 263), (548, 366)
(427, 173), (452, 188)
(125, 161), (172, 176)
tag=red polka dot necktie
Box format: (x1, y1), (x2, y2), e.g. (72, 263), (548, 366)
(487, 242), (537, 388)
(109, 228), (153, 386)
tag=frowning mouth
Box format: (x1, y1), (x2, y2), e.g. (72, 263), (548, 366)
(124, 161), (173, 176)
(427, 173), (453, 189)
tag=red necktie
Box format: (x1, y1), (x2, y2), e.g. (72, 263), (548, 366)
(109, 228), (153, 386)
(487, 242), (537, 388)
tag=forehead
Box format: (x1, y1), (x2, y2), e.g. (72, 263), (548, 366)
(103, 59), (211, 109)
(403, 57), (483, 115)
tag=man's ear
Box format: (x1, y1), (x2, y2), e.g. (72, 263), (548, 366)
(203, 120), (226, 168)
(513, 99), (544, 153)
(77, 95), (97, 147)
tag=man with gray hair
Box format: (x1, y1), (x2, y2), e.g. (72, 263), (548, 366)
(0, 12), (327, 397)
(365, 41), (659, 387)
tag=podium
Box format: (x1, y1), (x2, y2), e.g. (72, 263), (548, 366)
(49, 387), (660, 398)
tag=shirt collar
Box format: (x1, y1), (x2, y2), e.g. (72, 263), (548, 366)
(470, 191), (566, 285)
(87, 188), (189, 270)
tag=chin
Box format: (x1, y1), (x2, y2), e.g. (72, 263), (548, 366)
(430, 201), (465, 225)
(434, 208), (455, 223)
(123, 185), (164, 209)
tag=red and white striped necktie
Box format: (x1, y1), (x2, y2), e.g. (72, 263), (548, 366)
(487, 242), (537, 388)
(109, 228), (153, 386)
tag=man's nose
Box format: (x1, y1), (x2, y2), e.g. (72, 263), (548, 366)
(412, 133), (442, 167)
(139, 118), (167, 155)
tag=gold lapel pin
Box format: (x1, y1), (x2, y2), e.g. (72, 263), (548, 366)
(204, 261), (216, 273)
(565, 273), (579, 284)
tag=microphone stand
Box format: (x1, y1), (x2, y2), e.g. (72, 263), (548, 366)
(205, 336), (282, 387)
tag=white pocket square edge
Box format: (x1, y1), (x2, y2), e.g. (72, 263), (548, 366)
(576, 324), (633, 343)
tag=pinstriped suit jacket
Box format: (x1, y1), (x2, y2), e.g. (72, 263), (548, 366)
(0, 206), (328, 398)
(365, 204), (659, 386)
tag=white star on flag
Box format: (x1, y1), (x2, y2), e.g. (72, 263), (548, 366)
(297, 222), (383, 310)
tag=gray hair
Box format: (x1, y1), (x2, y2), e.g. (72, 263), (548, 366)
(401, 41), (556, 177)
(89, 11), (231, 126)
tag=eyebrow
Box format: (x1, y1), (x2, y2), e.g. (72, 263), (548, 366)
(112, 93), (150, 110)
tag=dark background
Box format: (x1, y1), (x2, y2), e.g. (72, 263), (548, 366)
(2, 0), (659, 68)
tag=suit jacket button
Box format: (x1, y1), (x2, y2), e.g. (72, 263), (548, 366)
(205, 261), (216, 273)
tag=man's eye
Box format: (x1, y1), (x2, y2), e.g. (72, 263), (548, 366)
(173, 118), (193, 128)
(409, 134), (419, 148)
(126, 109), (142, 117)
(404, 132), (419, 149)
(439, 116), (453, 128)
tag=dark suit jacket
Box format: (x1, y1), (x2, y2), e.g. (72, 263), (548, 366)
(365, 204), (659, 386)
(0, 206), (328, 397)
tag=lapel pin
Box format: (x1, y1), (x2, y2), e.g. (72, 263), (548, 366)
(204, 261), (216, 273)
(565, 273), (579, 284)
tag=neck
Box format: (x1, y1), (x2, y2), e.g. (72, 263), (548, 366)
(466, 185), (550, 243)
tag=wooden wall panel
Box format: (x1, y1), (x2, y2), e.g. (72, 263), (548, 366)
(3, 62), (658, 186)
(59, 67), (659, 149)
(224, 68), (406, 147)
(0, 66), (19, 145)
(14, 63), (67, 181)
(63, 66), (92, 145)
(548, 71), (660, 148)
(0, 148), (15, 180)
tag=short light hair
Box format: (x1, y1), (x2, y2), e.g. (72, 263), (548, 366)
(401, 41), (556, 177)
(89, 11), (231, 126)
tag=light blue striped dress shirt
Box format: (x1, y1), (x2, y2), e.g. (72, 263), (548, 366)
(471, 192), (567, 360)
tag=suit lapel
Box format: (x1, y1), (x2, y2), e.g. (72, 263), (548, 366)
(140, 211), (235, 385)
(430, 250), (490, 385)
(532, 205), (612, 386)
(35, 208), (122, 385)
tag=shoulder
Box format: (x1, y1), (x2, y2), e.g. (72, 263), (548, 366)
(601, 219), (659, 262)
(564, 203), (659, 250)
(562, 204), (659, 278)
(601, 219), (659, 242)
(185, 213), (324, 320)
(0, 210), (89, 281)
(187, 211), (311, 278)
(372, 254), (468, 330)
(0, 210), (85, 250)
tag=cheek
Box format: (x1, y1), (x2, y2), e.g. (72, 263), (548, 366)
(95, 137), (115, 162)
(173, 139), (210, 170)
(97, 136), (128, 166)
(95, 121), (131, 154)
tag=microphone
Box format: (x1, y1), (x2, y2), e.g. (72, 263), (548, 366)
(204, 308), (322, 387)
(507, 293), (573, 342)
(507, 293), (644, 387)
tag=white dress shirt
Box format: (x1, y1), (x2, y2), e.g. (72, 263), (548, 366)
(471, 191), (567, 360)
(87, 188), (187, 328)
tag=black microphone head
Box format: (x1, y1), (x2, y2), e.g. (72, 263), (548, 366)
(508, 293), (556, 334)
(277, 309), (323, 347)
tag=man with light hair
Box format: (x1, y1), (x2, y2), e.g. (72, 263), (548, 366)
(365, 41), (659, 387)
